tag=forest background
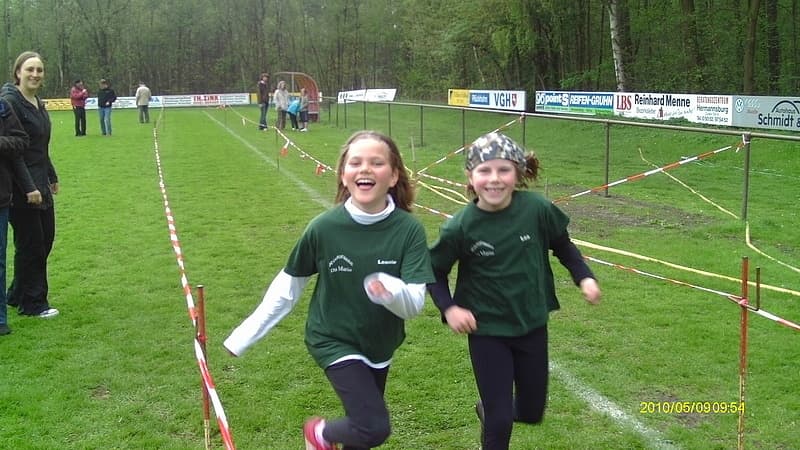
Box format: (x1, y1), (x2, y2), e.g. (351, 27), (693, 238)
(2, 0), (798, 101)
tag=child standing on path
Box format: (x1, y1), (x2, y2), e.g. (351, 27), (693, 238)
(287, 97), (301, 130)
(224, 130), (435, 450)
(427, 132), (601, 450)
(299, 87), (310, 131)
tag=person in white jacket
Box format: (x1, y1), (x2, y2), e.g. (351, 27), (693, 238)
(134, 82), (151, 124)
(224, 131), (434, 450)
(272, 80), (289, 130)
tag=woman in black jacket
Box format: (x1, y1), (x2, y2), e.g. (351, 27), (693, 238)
(0, 51), (59, 318)
(0, 96), (36, 333)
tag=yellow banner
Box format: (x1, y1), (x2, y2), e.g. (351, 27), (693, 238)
(448, 89), (470, 107)
(44, 98), (74, 111)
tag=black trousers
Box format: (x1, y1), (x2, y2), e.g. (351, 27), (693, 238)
(468, 326), (549, 450)
(8, 206), (55, 315)
(73, 106), (86, 135)
(323, 360), (391, 450)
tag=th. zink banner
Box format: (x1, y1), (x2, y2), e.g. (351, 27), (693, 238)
(733, 96), (800, 132)
(46, 93), (248, 111)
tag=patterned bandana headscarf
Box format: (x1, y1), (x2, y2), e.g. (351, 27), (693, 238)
(465, 132), (527, 171)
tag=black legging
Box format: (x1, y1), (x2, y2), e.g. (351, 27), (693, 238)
(468, 325), (549, 450)
(323, 360), (391, 450)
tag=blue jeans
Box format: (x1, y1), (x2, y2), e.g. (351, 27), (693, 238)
(259, 102), (269, 129)
(138, 105), (150, 123)
(0, 207), (8, 325)
(99, 107), (113, 135)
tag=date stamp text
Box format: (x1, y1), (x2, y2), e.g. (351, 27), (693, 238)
(639, 401), (745, 414)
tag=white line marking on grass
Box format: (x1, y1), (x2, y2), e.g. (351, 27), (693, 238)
(206, 110), (679, 449)
(550, 360), (680, 450)
(203, 111), (333, 209)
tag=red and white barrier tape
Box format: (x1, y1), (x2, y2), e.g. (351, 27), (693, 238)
(586, 255), (800, 332)
(553, 144), (737, 204)
(153, 128), (236, 450)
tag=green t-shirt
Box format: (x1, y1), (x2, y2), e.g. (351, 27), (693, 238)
(429, 191), (569, 336)
(285, 204), (434, 368)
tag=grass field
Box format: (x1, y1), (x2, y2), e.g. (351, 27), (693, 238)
(1, 103), (797, 449)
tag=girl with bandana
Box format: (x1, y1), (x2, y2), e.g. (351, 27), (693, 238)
(427, 132), (601, 450)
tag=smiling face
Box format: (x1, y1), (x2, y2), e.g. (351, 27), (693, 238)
(15, 56), (44, 95)
(339, 137), (399, 214)
(467, 158), (519, 212)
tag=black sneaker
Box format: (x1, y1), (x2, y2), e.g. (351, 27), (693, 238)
(475, 400), (485, 446)
(0, 323), (10, 335)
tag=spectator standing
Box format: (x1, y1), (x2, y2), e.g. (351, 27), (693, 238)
(69, 79), (88, 136)
(0, 51), (59, 319)
(135, 82), (152, 124)
(299, 87), (310, 132)
(257, 73), (270, 130)
(273, 80), (289, 130)
(97, 79), (117, 136)
(0, 95), (33, 334)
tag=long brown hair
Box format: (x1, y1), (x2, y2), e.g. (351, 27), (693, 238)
(12, 51), (42, 85)
(334, 131), (415, 212)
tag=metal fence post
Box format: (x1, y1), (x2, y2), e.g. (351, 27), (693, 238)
(741, 133), (752, 221)
(419, 105), (424, 147)
(604, 121), (611, 197)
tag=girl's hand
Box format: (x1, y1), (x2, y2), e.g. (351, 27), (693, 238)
(363, 273), (393, 304)
(366, 279), (390, 302)
(580, 278), (601, 305)
(444, 306), (477, 334)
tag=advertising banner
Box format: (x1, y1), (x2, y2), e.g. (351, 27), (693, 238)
(534, 91), (614, 116)
(47, 93), (249, 111)
(447, 89), (470, 107)
(337, 89), (397, 103)
(467, 90), (526, 111)
(613, 92), (695, 121)
(732, 96), (800, 132)
(689, 95), (733, 126)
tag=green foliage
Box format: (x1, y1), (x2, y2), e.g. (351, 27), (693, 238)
(1, 104), (797, 449)
(3, 0), (799, 99)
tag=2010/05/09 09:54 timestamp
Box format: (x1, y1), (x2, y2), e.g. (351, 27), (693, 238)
(639, 401), (745, 414)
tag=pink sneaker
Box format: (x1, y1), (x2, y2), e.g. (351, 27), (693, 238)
(303, 417), (337, 450)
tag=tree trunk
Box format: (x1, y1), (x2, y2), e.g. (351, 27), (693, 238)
(742, 0), (762, 94)
(607, 0), (629, 91)
(765, 0), (780, 93)
(681, 0), (706, 91)
(2, 0), (8, 74)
